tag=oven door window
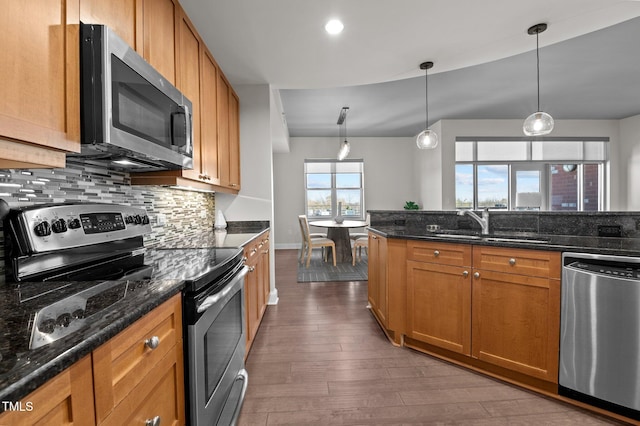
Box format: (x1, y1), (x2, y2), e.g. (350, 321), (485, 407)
(110, 54), (187, 151)
(204, 291), (242, 400)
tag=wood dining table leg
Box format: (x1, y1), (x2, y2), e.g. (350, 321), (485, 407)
(326, 228), (352, 263)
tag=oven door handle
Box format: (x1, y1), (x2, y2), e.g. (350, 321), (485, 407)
(228, 369), (249, 426)
(196, 266), (248, 313)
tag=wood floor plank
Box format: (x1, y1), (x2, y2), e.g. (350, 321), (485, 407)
(237, 249), (625, 426)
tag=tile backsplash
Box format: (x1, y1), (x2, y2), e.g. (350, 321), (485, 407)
(0, 161), (216, 270)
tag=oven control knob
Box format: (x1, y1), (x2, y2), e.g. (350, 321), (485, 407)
(142, 215), (150, 225)
(68, 218), (81, 229)
(34, 221), (51, 237)
(72, 309), (85, 319)
(125, 215), (134, 224)
(134, 215), (142, 224)
(52, 218), (68, 233)
(56, 313), (72, 328)
(39, 318), (56, 334)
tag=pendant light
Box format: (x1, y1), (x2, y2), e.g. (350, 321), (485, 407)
(416, 61), (438, 149)
(523, 23), (554, 136)
(337, 107), (350, 160)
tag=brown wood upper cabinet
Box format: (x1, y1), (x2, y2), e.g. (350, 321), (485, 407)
(130, 3), (241, 192)
(80, 0), (144, 52)
(0, 0), (81, 169)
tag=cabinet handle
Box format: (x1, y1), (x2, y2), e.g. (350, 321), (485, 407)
(242, 256), (248, 262)
(433, 250), (440, 257)
(251, 248), (258, 255)
(230, 183), (238, 187)
(509, 258), (516, 266)
(462, 270), (469, 278)
(145, 416), (161, 426)
(372, 235), (377, 239)
(248, 266), (256, 272)
(473, 272), (480, 279)
(144, 336), (160, 350)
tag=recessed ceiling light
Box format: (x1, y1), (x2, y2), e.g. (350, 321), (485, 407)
(325, 19), (344, 35)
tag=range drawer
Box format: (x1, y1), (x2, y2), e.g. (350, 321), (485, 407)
(473, 246), (561, 279)
(406, 240), (471, 267)
(93, 294), (183, 423)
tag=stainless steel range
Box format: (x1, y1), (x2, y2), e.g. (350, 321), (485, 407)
(3, 202), (249, 425)
(3, 203), (154, 349)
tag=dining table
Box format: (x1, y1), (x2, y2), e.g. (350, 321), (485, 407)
(308, 219), (368, 263)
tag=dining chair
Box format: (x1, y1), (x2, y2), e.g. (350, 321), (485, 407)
(297, 215), (327, 263)
(349, 212), (370, 241)
(298, 215), (336, 267)
(352, 236), (368, 266)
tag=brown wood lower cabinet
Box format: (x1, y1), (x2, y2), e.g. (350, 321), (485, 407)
(0, 355), (95, 426)
(371, 237), (562, 390)
(93, 294), (184, 425)
(0, 294), (185, 426)
(406, 260), (472, 355)
(245, 231), (270, 355)
(471, 267), (560, 382)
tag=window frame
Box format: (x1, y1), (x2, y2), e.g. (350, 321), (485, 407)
(454, 137), (608, 211)
(304, 159), (365, 220)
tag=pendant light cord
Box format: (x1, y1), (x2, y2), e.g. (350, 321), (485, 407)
(536, 30), (540, 112)
(425, 67), (429, 128)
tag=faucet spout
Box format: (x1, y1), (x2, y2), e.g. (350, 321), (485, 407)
(458, 208), (490, 235)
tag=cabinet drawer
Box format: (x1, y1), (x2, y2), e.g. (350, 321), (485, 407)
(93, 294), (182, 423)
(100, 344), (185, 426)
(406, 240), (471, 267)
(473, 246), (561, 279)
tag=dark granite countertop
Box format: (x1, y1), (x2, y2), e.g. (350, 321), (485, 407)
(369, 225), (640, 257)
(0, 226), (269, 407)
(0, 277), (184, 405)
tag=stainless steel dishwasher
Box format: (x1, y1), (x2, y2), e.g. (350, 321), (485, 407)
(560, 252), (640, 421)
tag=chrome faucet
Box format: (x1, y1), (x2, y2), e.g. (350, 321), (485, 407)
(458, 208), (490, 235)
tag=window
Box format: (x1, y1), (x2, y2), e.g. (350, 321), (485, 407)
(305, 159), (364, 219)
(455, 138), (608, 211)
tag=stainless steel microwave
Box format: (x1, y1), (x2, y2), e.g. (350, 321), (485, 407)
(74, 23), (193, 172)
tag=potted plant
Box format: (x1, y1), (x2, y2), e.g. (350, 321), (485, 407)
(404, 201), (419, 210)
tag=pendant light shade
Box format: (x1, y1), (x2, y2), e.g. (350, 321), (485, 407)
(336, 107), (350, 160)
(523, 23), (554, 136)
(416, 61), (438, 149)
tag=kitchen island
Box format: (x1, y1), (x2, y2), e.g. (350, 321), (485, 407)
(365, 212), (640, 425)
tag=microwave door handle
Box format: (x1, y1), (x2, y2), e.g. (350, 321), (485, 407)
(182, 103), (193, 154)
(171, 104), (193, 154)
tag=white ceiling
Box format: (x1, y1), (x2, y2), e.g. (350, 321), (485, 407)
(179, 0), (640, 140)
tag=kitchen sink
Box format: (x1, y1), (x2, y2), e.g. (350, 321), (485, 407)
(434, 233), (482, 240)
(483, 237), (549, 244)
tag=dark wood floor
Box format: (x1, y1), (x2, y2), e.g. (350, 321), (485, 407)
(238, 249), (624, 425)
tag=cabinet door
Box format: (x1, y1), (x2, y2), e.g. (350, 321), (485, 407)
(367, 233), (380, 317)
(0, 0), (80, 168)
(245, 257), (260, 347)
(227, 91), (241, 189)
(199, 48), (221, 183)
(143, 0), (178, 84)
(406, 260), (472, 355)
(175, 10), (202, 181)
(93, 294), (183, 423)
(100, 345), (185, 426)
(0, 355), (94, 426)
(368, 233), (388, 326)
(217, 74), (231, 186)
(471, 270), (560, 382)
(80, 0), (143, 51)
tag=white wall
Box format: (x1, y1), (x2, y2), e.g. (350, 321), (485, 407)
(416, 119), (623, 210)
(215, 84), (278, 303)
(273, 136), (416, 248)
(620, 114), (640, 210)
